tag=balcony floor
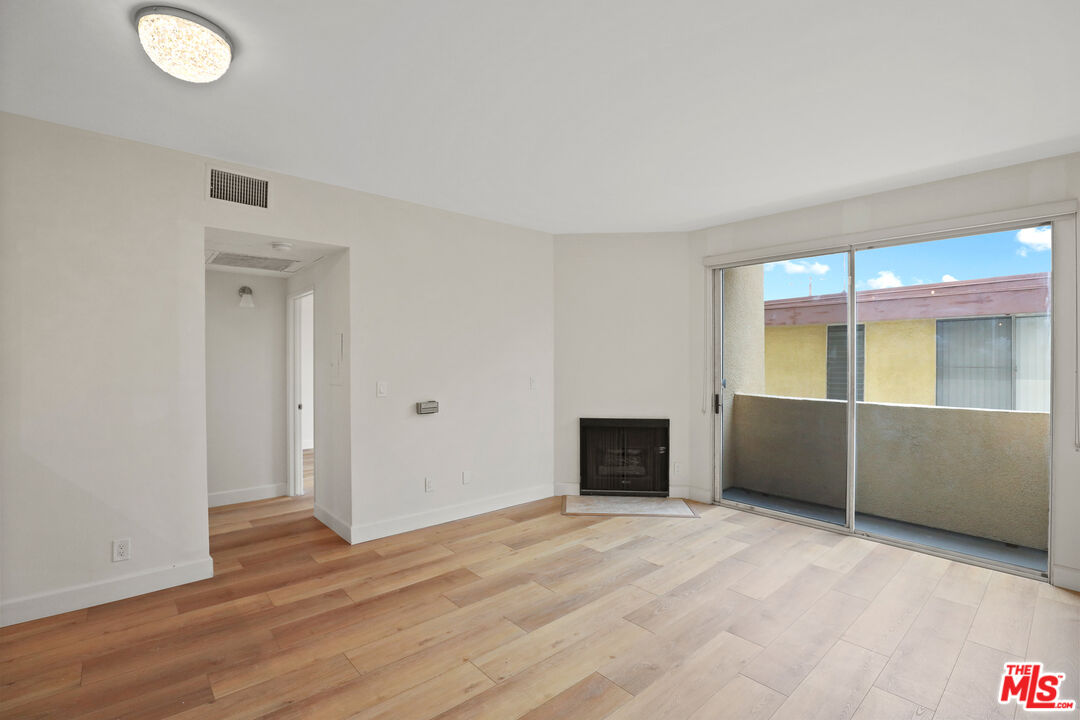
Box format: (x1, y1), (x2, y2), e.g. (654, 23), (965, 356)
(723, 487), (1048, 574)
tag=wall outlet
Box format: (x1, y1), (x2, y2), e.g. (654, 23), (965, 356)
(673, 462), (682, 476)
(529, 376), (536, 390)
(424, 477), (433, 493)
(462, 470), (472, 485)
(112, 538), (132, 562)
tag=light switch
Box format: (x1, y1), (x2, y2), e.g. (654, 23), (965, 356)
(376, 381), (389, 398)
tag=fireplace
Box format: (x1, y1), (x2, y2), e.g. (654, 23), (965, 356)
(579, 418), (670, 496)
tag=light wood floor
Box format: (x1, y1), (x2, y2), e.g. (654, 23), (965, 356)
(2, 492), (1078, 719)
(303, 448), (314, 495)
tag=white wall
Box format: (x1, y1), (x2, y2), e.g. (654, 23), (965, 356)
(552, 233), (697, 499)
(349, 208), (554, 542)
(287, 251), (352, 539)
(300, 293), (314, 450)
(0, 112), (554, 624)
(205, 270), (287, 507)
(0, 115), (213, 625)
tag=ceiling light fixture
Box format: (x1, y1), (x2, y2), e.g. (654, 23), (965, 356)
(135, 6), (232, 83)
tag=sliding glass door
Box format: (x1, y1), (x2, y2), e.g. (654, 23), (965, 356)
(716, 252), (850, 526)
(715, 224), (1052, 575)
(852, 227), (1051, 573)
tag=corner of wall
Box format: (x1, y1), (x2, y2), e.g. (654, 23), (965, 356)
(1052, 564), (1080, 593)
(314, 503), (354, 544)
(669, 484), (713, 504)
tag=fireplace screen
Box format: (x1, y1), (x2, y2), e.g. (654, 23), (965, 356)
(580, 418), (669, 496)
(599, 448), (648, 477)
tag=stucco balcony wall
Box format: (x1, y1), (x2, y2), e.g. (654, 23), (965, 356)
(729, 393), (1050, 549)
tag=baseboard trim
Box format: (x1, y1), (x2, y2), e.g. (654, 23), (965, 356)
(0, 556), (213, 627)
(349, 483), (554, 545)
(208, 483), (287, 508)
(669, 484), (712, 504)
(314, 503), (353, 543)
(1052, 563), (1080, 592)
(555, 482), (580, 496)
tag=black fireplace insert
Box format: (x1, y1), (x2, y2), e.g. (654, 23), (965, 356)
(579, 418), (669, 496)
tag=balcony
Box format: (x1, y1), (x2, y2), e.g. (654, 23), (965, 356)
(723, 392), (1049, 571)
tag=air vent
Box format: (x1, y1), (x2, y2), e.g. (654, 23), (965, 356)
(209, 252), (297, 272)
(209, 168), (268, 208)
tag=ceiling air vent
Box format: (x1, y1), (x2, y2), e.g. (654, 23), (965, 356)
(208, 252), (298, 272)
(209, 168), (268, 208)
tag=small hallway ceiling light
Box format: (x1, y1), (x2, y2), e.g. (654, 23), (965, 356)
(135, 6), (232, 83)
(238, 286), (254, 308)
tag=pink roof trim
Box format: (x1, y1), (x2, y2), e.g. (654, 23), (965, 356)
(764, 273), (1050, 326)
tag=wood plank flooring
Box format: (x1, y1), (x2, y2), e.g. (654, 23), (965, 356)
(2, 482), (1078, 719)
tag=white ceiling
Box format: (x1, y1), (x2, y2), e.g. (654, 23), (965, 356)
(3, 1), (1079, 234)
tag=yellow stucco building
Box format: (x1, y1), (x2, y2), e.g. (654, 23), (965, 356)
(762, 273), (1050, 410)
(766, 319), (937, 404)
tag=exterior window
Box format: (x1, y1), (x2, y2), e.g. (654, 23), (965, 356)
(936, 315), (1050, 411)
(1013, 315), (1051, 412)
(826, 324), (864, 401)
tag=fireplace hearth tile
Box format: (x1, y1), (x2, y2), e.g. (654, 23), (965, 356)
(563, 495), (697, 518)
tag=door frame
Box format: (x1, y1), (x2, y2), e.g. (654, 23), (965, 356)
(286, 287), (314, 497)
(705, 200), (1077, 583)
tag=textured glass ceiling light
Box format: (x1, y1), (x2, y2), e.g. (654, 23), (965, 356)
(136, 6), (232, 83)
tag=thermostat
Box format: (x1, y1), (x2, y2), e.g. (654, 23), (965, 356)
(416, 401), (439, 415)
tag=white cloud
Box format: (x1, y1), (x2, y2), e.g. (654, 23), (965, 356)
(867, 270), (903, 289)
(941, 274), (957, 282)
(772, 259), (829, 275)
(1016, 226), (1051, 257)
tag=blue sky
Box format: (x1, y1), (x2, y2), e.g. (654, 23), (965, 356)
(762, 226), (1052, 301)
